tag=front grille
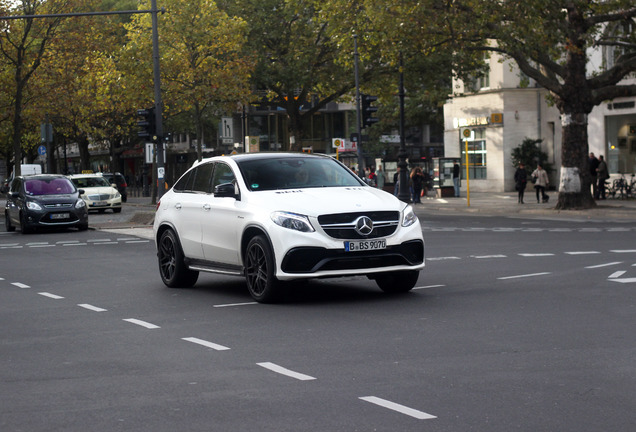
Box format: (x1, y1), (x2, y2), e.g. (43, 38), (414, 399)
(43, 203), (72, 209)
(87, 194), (111, 201)
(318, 211), (400, 239)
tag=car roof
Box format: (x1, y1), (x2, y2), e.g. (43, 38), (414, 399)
(68, 174), (103, 178)
(18, 174), (69, 180)
(193, 152), (330, 168)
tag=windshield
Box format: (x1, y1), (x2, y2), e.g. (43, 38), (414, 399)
(238, 157), (364, 191)
(24, 178), (75, 195)
(71, 177), (110, 188)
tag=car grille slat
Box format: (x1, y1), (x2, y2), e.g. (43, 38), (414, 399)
(87, 194), (111, 201)
(318, 211), (400, 239)
(43, 203), (72, 209)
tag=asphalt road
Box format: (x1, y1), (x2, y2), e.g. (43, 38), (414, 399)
(1, 212), (636, 432)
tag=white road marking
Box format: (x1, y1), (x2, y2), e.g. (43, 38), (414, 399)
(609, 278), (636, 284)
(498, 272), (551, 280)
(78, 304), (107, 312)
(426, 256), (461, 261)
(257, 362), (316, 381)
(94, 242), (118, 245)
(87, 239), (112, 243)
(29, 244), (56, 248)
(473, 255), (507, 259)
(608, 271), (626, 279)
(123, 318), (160, 329)
(610, 250), (636, 253)
(125, 240), (150, 244)
(62, 243), (87, 247)
(518, 253), (555, 257)
(413, 284), (445, 290)
(38, 292), (64, 299)
(11, 282), (30, 289)
(182, 337), (230, 351)
(26, 242), (49, 246)
(213, 302), (258, 308)
(1, 246), (22, 249)
(56, 240), (79, 244)
(585, 262), (623, 269)
(359, 396), (436, 420)
(565, 251), (600, 255)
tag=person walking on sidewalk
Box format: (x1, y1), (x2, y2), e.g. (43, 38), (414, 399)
(596, 155), (609, 199)
(531, 164), (550, 203)
(589, 152), (599, 199)
(514, 163), (528, 204)
(452, 162), (461, 197)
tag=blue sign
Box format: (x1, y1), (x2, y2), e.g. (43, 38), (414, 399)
(37, 145), (47, 156)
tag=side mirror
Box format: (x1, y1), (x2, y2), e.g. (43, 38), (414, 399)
(214, 182), (238, 198)
(9, 191), (19, 198)
(78, 189), (85, 195)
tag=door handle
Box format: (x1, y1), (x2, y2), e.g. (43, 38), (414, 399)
(203, 203), (211, 211)
(175, 203), (182, 210)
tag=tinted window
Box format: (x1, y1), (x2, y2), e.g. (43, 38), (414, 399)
(211, 163), (235, 190)
(173, 170), (193, 192)
(238, 157), (363, 191)
(72, 177), (110, 188)
(192, 163), (215, 193)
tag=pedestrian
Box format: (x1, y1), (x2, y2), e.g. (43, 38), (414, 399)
(596, 155), (609, 199)
(452, 162), (461, 197)
(376, 165), (385, 190)
(514, 162), (528, 204)
(531, 164), (550, 203)
(367, 167), (377, 187)
(393, 167), (400, 196)
(410, 167), (425, 204)
(589, 152), (599, 199)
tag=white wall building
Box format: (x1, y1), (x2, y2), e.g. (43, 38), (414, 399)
(444, 50), (636, 192)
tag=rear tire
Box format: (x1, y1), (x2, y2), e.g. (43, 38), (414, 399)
(244, 235), (281, 303)
(158, 229), (199, 288)
(375, 270), (419, 293)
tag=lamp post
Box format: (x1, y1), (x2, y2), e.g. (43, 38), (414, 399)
(397, 55), (411, 203)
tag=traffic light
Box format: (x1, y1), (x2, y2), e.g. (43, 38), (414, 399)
(137, 107), (156, 141)
(361, 94), (379, 127)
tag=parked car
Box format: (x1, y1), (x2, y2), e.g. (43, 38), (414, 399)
(100, 172), (127, 202)
(153, 153), (425, 303)
(4, 174), (89, 233)
(68, 174), (122, 213)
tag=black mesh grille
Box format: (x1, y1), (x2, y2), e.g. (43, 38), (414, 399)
(318, 211), (400, 239)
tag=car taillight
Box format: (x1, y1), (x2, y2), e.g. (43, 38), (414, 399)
(122, 182), (127, 187)
(156, 200), (161, 211)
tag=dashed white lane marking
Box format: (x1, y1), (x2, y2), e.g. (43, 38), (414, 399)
(11, 282), (30, 289)
(473, 254), (507, 259)
(123, 318), (160, 329)
(610, 250), (636, 253)
(78, 304), (107, 312)
(585, 262), (623, 269)
(518, 253), (555, 257)
(359, 396), (436, 420)
(498, 272), (551, 280)
(213, 302), (258, 308)
(29, 244), (56, 248)
(62, 243), (87, 247)
(125, 240), (150, 244)
(38, 292), (64, 299)
(257, 362), (316, 381)
(609, 271), (626, 279)
(87, 239), (112, 243)
(609, 278), (636, 284)
(413, 284), (445, 290)
(565, 251), (600, 255)
(426, 256), (461, 261)
(182, 337), (230, 351)
(56, 240), (79, 244)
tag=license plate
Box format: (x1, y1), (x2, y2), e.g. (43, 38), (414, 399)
(344, 239), (386, 252)
(93, 201), (107, 206)
(50, 213), (70, 220)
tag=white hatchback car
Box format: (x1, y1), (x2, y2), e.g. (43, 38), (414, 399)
(68, 174), (122, 213)
(153, 153), (425, 302)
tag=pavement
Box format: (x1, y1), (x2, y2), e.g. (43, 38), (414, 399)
(92, 189), (635, 238)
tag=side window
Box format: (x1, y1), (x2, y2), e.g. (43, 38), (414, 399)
(173, 169), (194, 192)
(211, 163), (236, 191)
(11, 179), (21, 194)
(192, 162), (215, 193)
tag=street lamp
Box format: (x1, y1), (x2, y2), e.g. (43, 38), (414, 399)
(397, 55), (411, 203)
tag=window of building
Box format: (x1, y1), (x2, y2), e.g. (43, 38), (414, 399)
(461, 128), (487, 179)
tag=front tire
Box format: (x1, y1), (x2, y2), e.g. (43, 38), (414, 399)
(20, 212), (33, 234)
(244, 235), (281, 303)
(158, 229), (198, 288)
(374, 270), (419, 293)
(5, 212), (15, 232)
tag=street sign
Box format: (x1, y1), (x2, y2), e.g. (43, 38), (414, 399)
(37, 145), (47, 156)
(221, 117), (233, 140)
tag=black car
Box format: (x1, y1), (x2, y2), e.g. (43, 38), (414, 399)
(4, 175), (89, 233)
(100, 172), (127, 202)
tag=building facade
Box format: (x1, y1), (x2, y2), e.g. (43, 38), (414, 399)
(444, 51), (636, 192)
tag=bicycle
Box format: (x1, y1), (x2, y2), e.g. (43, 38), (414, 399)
(610, 173), (635, 200)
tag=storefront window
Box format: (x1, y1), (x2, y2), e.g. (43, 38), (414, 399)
(606, 114), (636, 174)
(461, 128), (487, 179)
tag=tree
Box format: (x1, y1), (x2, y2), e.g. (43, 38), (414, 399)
(0, 0), (71, 177)
(417, 1), (636, 209)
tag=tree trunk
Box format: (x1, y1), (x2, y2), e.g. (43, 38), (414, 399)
(555, 112), (596, 209)
(78, 135), (91, 172)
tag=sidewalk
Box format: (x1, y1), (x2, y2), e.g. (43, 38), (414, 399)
(414, 190), (636, 221)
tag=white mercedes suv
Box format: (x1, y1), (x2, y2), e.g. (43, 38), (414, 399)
(153, 153), (425, 302)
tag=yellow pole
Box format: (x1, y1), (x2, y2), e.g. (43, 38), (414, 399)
(465, 139), (470, 207)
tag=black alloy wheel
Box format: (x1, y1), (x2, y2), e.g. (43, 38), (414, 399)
(245, 235), (280, 303)
(158, 229), (198, 288)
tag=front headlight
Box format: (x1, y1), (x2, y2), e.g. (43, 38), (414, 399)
(26, 201), (43, 211)
(75, 200), (86, 209)
(401, 205), (418, 227)
(271, 211), (315, 232)
(114, 191), (121, 198)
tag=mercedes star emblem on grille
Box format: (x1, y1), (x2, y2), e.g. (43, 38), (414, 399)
(354, 216), (374, 236)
